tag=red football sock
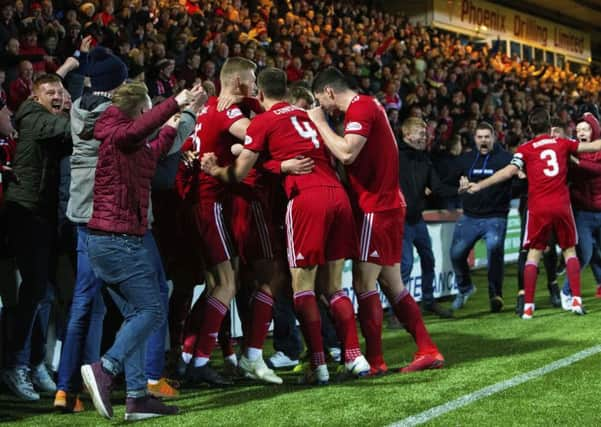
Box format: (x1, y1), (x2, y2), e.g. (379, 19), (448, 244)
(246, 290), (274, 350)
(193, 296), (228, 359)
(566, 256), (581, 297)
(218, 310), (235, 358)
(357, 290), (384, 366)
(182, 293), (207, 355)
(293, 290), (325, 368)
(392, 289), (438, 355)
(329, 291), (362, 363)
(523, 261), (538, 304)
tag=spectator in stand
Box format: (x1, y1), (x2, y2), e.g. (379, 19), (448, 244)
(147, 58), (177, 100)
(8, 60), (34, 113)
(0, 3), (18, 51)
(19, 29), (56, 75)
(0, 98), (16, 209)
(176, 52), (201, 89)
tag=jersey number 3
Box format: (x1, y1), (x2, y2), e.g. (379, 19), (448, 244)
(291, 117), (320, 149)
(540, 149), (559, 177)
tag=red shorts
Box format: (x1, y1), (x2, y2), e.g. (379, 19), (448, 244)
(230, 195), (281, 263)
(285, 186), (358, 268)
(523, 206), (577, 250)
(355, 207), (406, 265)
(194, 200), (236, 266)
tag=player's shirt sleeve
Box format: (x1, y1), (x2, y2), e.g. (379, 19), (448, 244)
(564, 138), (579, 154)
(511, 147), (525, 170)
(222, 105), (245, 129)
(244, 117), (269, 153)
(343, 101), (373, 138)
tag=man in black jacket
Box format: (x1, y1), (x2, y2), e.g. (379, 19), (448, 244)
(449, 122), (514, 313)
(399, 118), (459, 318)
(2, 74), (71, 401)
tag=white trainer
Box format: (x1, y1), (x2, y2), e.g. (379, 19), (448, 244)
(345, 355), (370, 377)
(560, 290), (572, 311)
(267, 351), (299, 369)
(571, 297), (586, 316)
(521, 303), (535, 320)
(301, 364), (329, 385)
(239, 356), (283, 384)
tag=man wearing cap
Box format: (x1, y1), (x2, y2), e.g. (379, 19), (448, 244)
(561, 113), (601, 303)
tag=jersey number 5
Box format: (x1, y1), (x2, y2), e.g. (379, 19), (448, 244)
(540, 149), (559, 177)
(291, 117), (320, 149)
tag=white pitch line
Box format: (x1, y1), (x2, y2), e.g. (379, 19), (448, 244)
(389, 344), (601, 427)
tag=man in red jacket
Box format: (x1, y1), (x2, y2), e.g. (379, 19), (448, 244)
(561, 113), (601, 302)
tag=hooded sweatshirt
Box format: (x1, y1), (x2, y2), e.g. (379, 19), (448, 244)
(569, 113), (601, 211)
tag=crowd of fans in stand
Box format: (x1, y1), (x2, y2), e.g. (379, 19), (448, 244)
(1, 0), (601, 420)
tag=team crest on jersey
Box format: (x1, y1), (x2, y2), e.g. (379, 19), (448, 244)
(227, 108), (243, 119)
(345, 121), (362, 132)
(244, 135), (253, 145)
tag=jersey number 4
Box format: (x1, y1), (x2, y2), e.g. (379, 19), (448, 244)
(291, 117), (320, 149)
(540, 149), (559, 177)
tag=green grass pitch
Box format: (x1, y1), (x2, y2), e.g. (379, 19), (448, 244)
(2, 265), (600, 426)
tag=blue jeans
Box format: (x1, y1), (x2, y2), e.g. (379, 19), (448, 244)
(401, 220), (435, 304)
(108, 232), (169, 381)
(451, 215), (507, 299)
(87, 233), (164, 396)
(57, 225), (106, 393)
(563, 210), (601, 294)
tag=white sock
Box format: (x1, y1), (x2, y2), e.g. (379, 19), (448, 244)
(147, 379), (159, 385)
(246, 347), (262, 361)
(225, 354), (238, 365)
(181, 352), (192, 364)
(193, 357), (209, 368)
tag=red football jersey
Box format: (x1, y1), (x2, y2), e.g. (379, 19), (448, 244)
(183, 96), (253, 201)
(513, 134), (579, 211)
(244, 102), (341, 198)
(343, 94), (406, 212)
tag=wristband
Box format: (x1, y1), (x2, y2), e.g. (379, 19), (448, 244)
(73, 50), (81, 58)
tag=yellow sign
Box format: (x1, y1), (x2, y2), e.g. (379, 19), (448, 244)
(432, 0), (591, 62)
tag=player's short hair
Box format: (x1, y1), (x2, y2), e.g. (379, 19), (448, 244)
(528, 107), (551, 134)
(219, 57), (257, 84)
(287, 85), (314, 106)
(312, 67), (350, 94)
(475, 121), (494, 135)
(401, 117), (426, 135)
(33, 74), (62, 92)
(550, 117), (567, 131)
(257, 67), (287, 99)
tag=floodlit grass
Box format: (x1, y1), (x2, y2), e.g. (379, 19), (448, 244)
(1, 265), (600, 426)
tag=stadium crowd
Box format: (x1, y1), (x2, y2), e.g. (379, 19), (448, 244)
(1, 0), (601, 421)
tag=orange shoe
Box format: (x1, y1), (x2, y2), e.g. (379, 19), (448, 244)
(147, 378), (180, 399)
(54, 390), (85, 413)
(400, 352), (444, 373)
